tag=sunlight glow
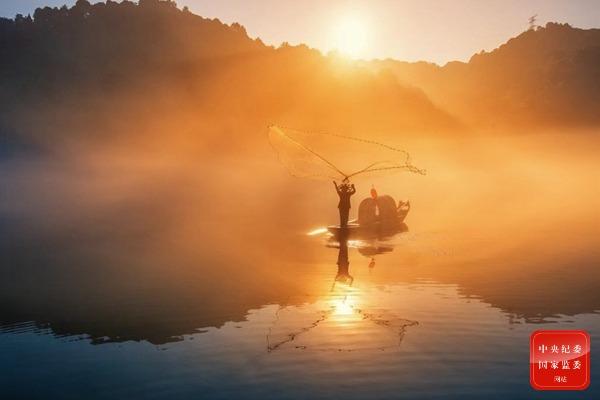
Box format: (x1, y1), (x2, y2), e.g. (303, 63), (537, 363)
(333, 297), (355, 316)
(307, 227), (329, 236)
(331, 15), (368, 59)
(329, 295), (363, 325)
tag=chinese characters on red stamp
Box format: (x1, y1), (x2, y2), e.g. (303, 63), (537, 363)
(530, 330), (590, 390)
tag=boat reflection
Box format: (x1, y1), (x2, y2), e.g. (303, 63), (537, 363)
(326, 221), (409, 288)
(323, 222), (411, 324)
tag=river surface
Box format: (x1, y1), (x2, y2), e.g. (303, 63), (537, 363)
(1, 134), (599, 399)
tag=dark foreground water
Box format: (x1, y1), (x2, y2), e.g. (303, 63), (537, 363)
(1, 135), (599, 399)
(2, 226), (598, 400)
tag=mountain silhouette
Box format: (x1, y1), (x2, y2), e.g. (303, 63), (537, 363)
(2, 2), (598, 148)
(374, 22), (600, 130)
(0, 0), (460, 152)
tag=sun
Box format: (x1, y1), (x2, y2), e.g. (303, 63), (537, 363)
(331, 15), (368, 59)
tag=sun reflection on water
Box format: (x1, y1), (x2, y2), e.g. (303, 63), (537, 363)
(329, 280), (362, 324)
(307, 227), (329, 236)
(329, 296), (362, 325)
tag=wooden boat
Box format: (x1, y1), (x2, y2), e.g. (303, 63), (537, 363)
(327, 220), (408, 239)
(327, 197), (410, 239)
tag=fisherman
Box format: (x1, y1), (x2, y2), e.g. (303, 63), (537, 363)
(333, 179), (356, 227)
(370, 185), (378, 200)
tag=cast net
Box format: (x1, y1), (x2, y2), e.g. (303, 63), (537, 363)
(268, 125), (425, 181)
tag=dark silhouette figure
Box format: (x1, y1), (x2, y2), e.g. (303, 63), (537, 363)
(333, 180), (356, 227)
(334, 232), (353, 286)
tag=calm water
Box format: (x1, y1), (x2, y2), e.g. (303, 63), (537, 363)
(1, 135), (599, 399)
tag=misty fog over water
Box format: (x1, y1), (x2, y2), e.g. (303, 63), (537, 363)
(1, 2), (599, 399)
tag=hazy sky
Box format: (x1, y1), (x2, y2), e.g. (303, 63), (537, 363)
(2, 0), (599, 64)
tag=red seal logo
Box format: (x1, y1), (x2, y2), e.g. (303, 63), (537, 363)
(530, 330), (590, 391)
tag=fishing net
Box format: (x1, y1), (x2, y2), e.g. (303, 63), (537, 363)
(268, 125), (425, 181)
(266, 304), (418, 352)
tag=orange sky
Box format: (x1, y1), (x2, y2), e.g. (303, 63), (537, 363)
(3, 0), (600, 64)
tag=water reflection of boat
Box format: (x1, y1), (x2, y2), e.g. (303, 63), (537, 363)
(266, 201), (423, 354)
(327, 222), (408, 240)
(326, 217), (407, 288)
(358, 244), (394, 257)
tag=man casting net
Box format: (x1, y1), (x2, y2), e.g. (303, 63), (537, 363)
(268, 125), (425, 227)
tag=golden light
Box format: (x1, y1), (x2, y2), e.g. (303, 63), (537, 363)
(306, 227), (329, 236)
(331, 15), (368, 59)
(332, 296), (354, 315)
(329, 286), (363, 324)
